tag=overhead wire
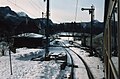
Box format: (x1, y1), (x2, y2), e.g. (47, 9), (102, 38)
(75, 0), (79, 22)
(7, 0), (38, 17)
(31, 0), (45, 12)
(29, 0), (41, 16)
(30, 0), (46, 17)
(29, 0), (40, 11)
(38, 0), (45, 9)
(44, 0), (66, 23)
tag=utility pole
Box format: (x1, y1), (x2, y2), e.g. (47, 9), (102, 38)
(44, 0), (50, 60)
(81, 5), (95, 56)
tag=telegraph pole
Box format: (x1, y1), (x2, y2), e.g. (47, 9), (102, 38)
(81, 5), (95, 56)
(44, 0), (50, 60)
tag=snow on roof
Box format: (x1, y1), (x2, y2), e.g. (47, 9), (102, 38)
(16, 33), (43, 38)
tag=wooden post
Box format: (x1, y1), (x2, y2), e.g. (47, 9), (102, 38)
(9, 48), (13, 75)
(45, 0), (50, 60)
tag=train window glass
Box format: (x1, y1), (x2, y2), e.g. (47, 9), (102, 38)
(111, 3), (118, 72)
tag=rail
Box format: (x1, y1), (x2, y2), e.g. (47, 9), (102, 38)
(61, 41), (95, 79)
(59, 42), (74, 79)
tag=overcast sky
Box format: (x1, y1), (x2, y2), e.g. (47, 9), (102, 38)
(0, 0), (104, 23)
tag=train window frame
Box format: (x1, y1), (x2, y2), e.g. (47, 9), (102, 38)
(110, 3), (119, 73)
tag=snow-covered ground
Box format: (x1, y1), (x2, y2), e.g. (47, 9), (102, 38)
(0, 36), (105, 79)
(63, 40), (104, 79)
(0, 48), (61, 79)
(67, 48), (89, 79)
(72, 47), (104, 79)
(112, 57), (118, 72)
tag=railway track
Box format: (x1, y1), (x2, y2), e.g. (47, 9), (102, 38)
(60, 41), (94, 79)
(59, 42), (74, 79)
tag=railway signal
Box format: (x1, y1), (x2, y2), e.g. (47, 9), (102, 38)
(81, 5), (95, 56)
